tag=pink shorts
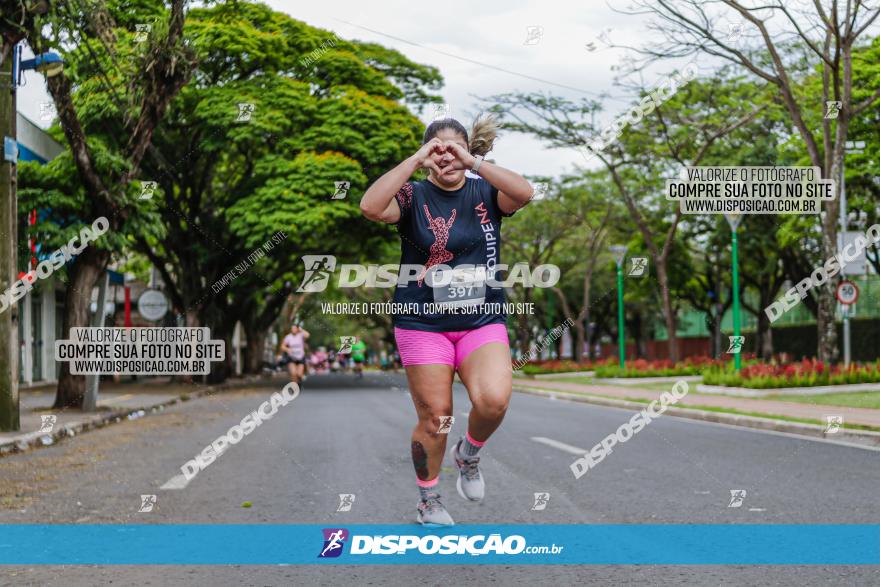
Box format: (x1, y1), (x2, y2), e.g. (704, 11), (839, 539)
(394, 324), (509, 369)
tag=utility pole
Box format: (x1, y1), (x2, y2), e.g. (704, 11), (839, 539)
(610, 245), (628, 369)
(725, 214), (743, 372)
(0, 45), (20, 431)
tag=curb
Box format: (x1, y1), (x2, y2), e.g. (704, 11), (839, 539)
(530, 371), (595, 379)
(0, 375), (272, 458)
(513, 385), (880, 450)
(697, 381), (880, 397)
(593, 375), (703, 385)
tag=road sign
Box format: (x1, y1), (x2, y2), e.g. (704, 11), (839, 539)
(836, 281), (859, 305)
(837, 231), (868, 275)
(138, 289), (169, 321)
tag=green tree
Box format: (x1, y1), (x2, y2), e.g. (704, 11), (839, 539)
(492, 72), (762, 361)
(17, 0), (195, 407)
(629, 0), (880, 362)
(128, 3), (440, 380)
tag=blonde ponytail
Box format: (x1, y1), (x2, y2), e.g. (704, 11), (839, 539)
(468, 114), (499, 157)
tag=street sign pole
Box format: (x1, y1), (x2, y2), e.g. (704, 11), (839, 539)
(731, 228), (741, 371)
(836, 280), (859, 367)
(725, 215), (743, 371)
(610, 245), (628, 370)
(83, 272), (109, 412)
(840, 158), (848, 368)
(546, 288), (554, 359)
(617, 265), (625, 369)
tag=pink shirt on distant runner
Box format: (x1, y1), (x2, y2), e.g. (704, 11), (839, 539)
(283, 332), (305, 360)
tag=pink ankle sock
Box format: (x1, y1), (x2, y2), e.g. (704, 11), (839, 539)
(465, 432), (486, 447)
(416, 476), (439, 489)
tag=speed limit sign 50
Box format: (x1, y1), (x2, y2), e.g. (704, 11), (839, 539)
(836, 281), (859, 305)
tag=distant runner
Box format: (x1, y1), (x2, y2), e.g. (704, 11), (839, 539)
(351, 338), (367, 379)
(280, 324), (309, 387)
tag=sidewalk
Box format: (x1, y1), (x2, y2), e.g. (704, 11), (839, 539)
(0, 376), (270, 456)
(512, 377), (880, 429)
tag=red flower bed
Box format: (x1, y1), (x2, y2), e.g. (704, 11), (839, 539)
(594, 356), (726, 377)
(519, 358), (611, 374)
(703, 358), (880, 388)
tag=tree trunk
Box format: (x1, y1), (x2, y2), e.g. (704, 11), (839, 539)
(573, 323), (585, 362)
(816, 225), (840, 363)
(759, 312), (774, 359)
(816, 291), (837, 362)
(816, 145), (844, 362)
(712, 302), (723, 359)
(54, 247), (109, 409)
(630, 311), (646, 359)
(244, 324), (266, 374)
(206, 315), (235, 384)
(655, 259), (679, 362)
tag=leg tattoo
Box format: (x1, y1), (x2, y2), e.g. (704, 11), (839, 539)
(411, 441), (429, 481)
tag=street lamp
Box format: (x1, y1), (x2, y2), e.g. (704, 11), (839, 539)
(18, 52), (64, 79)
(724, 214), (743, 371)
(609, 244), (628, 369)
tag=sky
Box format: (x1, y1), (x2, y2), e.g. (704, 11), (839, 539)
(16, 0), (703, 179)
(270, 0), (652, 177)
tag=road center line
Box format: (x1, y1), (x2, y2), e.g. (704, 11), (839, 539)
(531, 436), (588, 456)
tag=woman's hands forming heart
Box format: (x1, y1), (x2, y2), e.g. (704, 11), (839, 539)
(414, 138), (446, 175)
(439, 140), (476, 174)
(414, 137), (475, 177)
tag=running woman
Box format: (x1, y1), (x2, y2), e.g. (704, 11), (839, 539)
(281, 324), (309, 387)
(360, 116), (534, 526)
(351, 338), (367, 379)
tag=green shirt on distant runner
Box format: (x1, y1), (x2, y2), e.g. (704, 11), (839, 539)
(352, 340), (366, 362)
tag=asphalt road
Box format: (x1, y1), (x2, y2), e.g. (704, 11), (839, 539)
(2, 372), (879, 586)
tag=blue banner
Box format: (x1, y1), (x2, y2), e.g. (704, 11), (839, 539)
(1, 525), (878, 565)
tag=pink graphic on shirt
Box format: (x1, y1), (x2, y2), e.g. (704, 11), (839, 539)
(418, 204), (456, 286)
(395, 183), (413, 212)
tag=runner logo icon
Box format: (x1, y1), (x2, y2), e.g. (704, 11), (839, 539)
(138, 494), (157, 513)
(297, 255), (337, 292)
(728, 489), (747, 508)
(319, 528), (349, 558)
(39, 414), (57, 433)
(437, 416), (454, 434)
(726, 336), (745, 354)
(332, 181), (350, 200)
(338, 336), (355, 354)
(628, 257), (648, 277)
(531, 492), (550, 511)
(336, 494), (355, 512)
(824, 415), (843, 434)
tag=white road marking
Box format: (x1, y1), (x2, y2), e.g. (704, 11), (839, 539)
(522, 388), (880, 452)
(530, 436), (588, 456)
(748, 508), (766, 512)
